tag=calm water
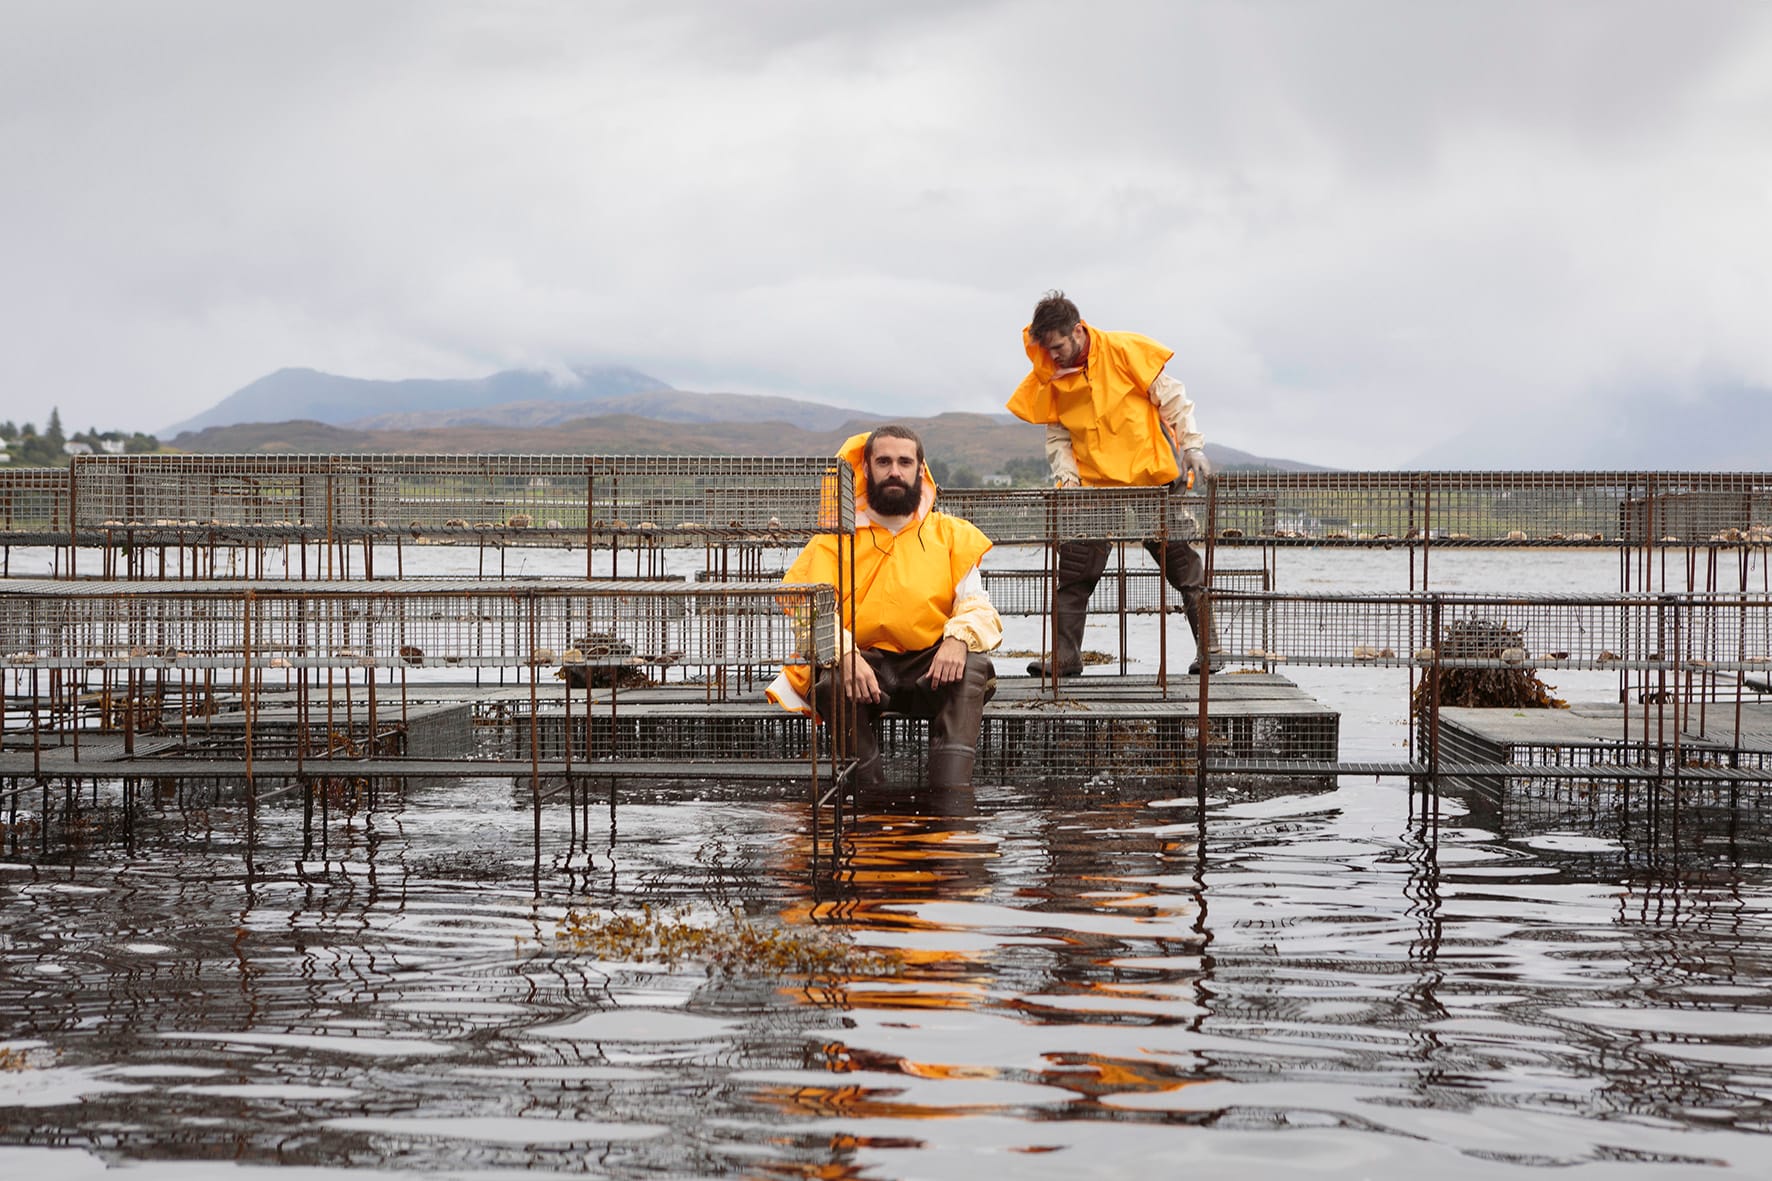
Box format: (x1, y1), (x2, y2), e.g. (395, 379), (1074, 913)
(3, 544), (1770, 1178)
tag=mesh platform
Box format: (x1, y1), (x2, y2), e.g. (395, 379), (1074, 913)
(469, 674), (1339, 781)
(1435, 702), (1772, 778)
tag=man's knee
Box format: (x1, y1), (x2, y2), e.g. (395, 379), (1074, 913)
(961, 652), (997, 702)
(1057, 539), (1112, 587)
(1146, 539), (1204, 591)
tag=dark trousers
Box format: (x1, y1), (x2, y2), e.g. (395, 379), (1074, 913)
(814, 643), (997, 789)
(1047, 538), (1213, 675)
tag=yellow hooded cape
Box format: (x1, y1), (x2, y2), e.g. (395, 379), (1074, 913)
(767, 432), (998, 715)
(1006, 323), (1181, 487)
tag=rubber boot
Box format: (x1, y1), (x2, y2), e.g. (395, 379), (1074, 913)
(814, 672), (884, 788)
(927, 654), (996, 788)
(1182, 589), (1224, 675)
(1028, 540), (1110, 677)
(848, 709), (885, 788)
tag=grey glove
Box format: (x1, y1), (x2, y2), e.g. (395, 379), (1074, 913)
(1170, 447), (1211, 491)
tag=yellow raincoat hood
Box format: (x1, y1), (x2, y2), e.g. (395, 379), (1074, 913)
(835, 430), (937, 523)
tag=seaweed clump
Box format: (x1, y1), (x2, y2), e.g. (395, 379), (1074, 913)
(555, 634), (654, 690)
(554, 905), (899, 980)
(1412, 619), (1568, 714)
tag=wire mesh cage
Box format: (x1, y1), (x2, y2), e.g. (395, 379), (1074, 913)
(73, 453), (365, 533)
(0, 468), (71, 539)
(0, 579), (839, 672)
(66, 454), (856, 541)
(1208, 589), (1772, 670)
(31, 461), (1772, 550)
(503, 700), (817, 764)
(1210, 472), (1772, 546)
(936, 486), (1183, 543)
(982, 561), (1269, 615)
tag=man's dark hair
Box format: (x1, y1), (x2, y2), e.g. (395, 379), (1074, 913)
(1029, 289), (1081, 340)
(864, 424), (924, 466)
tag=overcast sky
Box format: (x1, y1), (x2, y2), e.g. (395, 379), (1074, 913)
(4, 0), (1770, 465)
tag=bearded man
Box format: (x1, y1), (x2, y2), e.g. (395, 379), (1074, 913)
(768, 426), (1001, 790)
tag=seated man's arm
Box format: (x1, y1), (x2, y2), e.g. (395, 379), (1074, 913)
(929, 566), (1003, 686)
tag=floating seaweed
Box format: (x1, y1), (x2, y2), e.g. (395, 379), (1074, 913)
(999, 648), (1116, 667)
(0, 1046), (39, 1072)
(554, 904), (899, 980)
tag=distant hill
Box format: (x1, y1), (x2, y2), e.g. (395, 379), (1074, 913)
(163, 365), (679, 435)
(168, 363), (1323, 474)
(168, 413), (1319, 478)
(348, 388), (870, 433)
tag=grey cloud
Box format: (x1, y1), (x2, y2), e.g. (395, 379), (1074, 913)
(2, 1), (1769, 466)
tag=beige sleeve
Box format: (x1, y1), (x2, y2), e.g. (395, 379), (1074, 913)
(1045, 424), (1080, 487)
(1149, 369), (1204, 453)
(943, 565), (1003, 652)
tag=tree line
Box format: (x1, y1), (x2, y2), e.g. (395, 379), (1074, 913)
(1, 409), (160, 467)
(928, 454), (1050, 488)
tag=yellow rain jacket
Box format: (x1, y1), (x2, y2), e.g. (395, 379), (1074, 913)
(1006, 324), (1181, 487)
(768, 433), (1000, 715)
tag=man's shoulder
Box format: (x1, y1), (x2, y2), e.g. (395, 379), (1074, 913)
(925, 510), (991, 545)
(1097, 328), (1171, 356)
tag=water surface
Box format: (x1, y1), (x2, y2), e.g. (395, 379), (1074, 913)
(4, 545), (1770, 1177)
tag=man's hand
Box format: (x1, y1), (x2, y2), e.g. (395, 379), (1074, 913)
(1182, 447), (1211, 485)
(925, 636), (969, 687)
(928, 638), (971, 684)
(841, 650), (881, 703)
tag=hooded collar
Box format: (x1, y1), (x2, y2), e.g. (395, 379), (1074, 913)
(1017, 321), (1117, 421)
(1021, 320), (1094, 381)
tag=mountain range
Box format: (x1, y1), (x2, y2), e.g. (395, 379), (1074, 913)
(168, 363), (1769, 472)
(165, 365), (869, 436)
(166, 365), (1322, 475)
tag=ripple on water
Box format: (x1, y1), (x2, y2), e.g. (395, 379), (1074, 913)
(321, 1115), (667, 1143)
(529, 1009), (741, 1042)
(171, 1083), (361, 1099)
(1547, 1006), (1772, 1038)
(153, 1030), (456, 1058)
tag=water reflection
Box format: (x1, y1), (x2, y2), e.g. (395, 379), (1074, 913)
(3, 765), (1772, 1175)
(761, 781), (1221, 1143)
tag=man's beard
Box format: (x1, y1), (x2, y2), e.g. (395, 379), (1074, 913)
(868, 472), (920, 516)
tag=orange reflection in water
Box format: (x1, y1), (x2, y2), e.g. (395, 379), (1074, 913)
(763, 784), (1220, 1122)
